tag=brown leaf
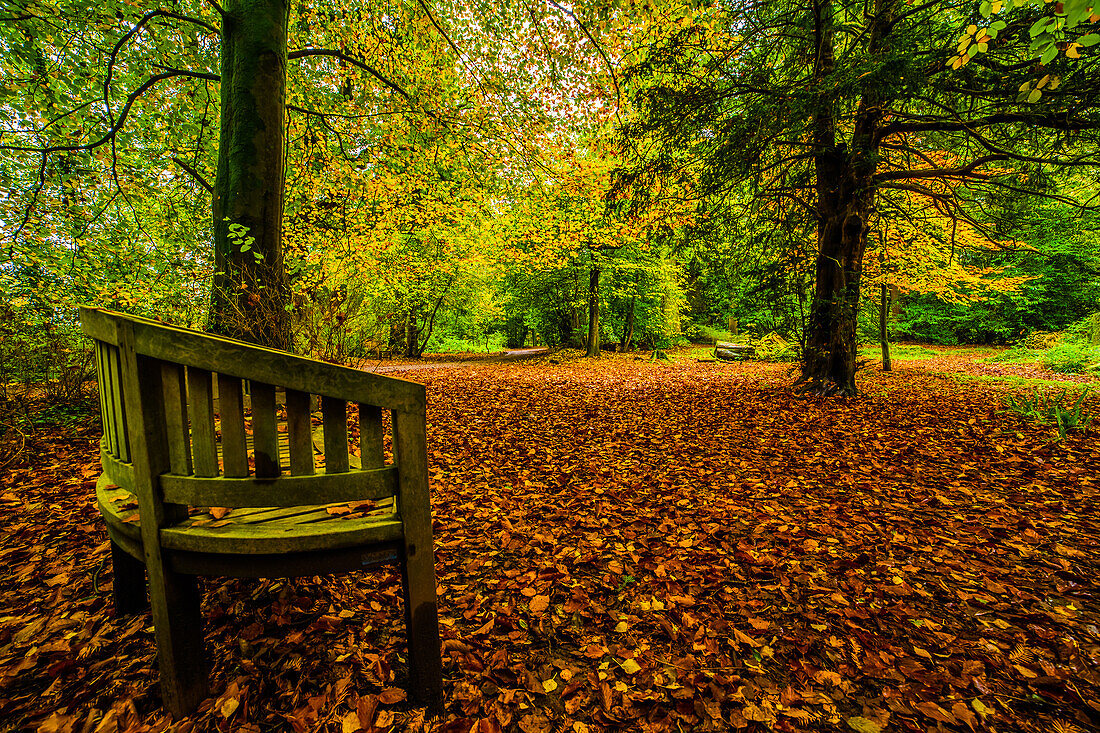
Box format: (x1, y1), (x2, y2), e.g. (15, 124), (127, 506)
(378, 687), (406, 704)
(913, 701), (957, 725)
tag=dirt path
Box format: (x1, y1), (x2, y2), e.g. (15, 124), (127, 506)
(364, 347), (550, 373)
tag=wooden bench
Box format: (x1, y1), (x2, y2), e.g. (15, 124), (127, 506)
(80, 307), (442, 717)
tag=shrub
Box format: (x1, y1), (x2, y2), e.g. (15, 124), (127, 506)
(1003, 387), (1092, 440)
(1042, 342), (1100, 374)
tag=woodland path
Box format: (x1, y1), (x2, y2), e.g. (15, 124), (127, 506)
(366, 348), (550, 373)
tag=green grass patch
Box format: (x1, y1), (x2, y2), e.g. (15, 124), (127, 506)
(953, 373), (1097, 389)
(425, 333), (506, 354)
(986, 346), (1042, 364)
(858, 344), (945, 360)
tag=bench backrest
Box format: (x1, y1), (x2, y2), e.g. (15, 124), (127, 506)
(80, 307), (428, 519)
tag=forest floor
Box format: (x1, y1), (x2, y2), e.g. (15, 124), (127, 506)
(2, 348), (1099, 733)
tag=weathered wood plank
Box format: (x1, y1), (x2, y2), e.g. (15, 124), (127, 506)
(359, 404), (385, 469)
(251, 382), (280, 479)
(160, 516), (405, 554)
(116, 320), (206, 716)
(167, 542), (402, 578)
(322, 397), (349, 473)
(80, 306), (425, 413)
(188, 368), (218, 477)
(106, 345), (130, 462)
(217, 373), (249, 478)
(161, 362), (193, 476)
(393, 408), (442, 708)
(94, 342), (113, 454)
(180, 496), (395, 525)
(159, 466), (398, 508)
(285, 389), (314, 476)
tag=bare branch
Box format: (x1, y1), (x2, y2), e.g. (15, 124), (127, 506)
(288, 49), (418, 108)
(873, 154), (1011, 183)
(171, 157), (213, 193)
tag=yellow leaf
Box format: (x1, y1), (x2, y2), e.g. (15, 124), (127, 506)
(543, 678), (558, 693)
(846, 717), (881, 733)
(621, 658), (642, 674)
(342, 710), (362, 733)
(220, 698), (239, 719)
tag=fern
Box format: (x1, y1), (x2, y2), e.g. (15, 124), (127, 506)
(1003, 387), (1093, 440)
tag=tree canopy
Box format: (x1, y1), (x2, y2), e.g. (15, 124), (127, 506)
(2, 0), (1099, 392)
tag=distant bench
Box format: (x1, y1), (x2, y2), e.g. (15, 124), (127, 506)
(80, 307), (441, 717)
(714, 341), (756, 361)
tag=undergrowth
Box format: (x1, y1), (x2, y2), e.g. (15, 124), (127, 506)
(1003, 386), (1093, 440)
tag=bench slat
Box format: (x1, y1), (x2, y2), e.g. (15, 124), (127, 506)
(106, 344), (130, 461)
(188, 368), (219, 477)
(285, 389), (315, 476)
(217, 374), (249, 478)
(359, 404), (385, 469)
(94, 343), (113, 455)
(160, 516), (405, 554)
(251, 382), (280, 479)
(159, 466), (398, 508)
(161, 362), (193, 476)
(212, 497), (392, 523)
(322, 397), (349, 473)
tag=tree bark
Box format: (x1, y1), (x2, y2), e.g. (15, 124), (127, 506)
(210, 0), (291, 350)
(620, 296), (635, 352)
(585, 266), (601, 358)
(880, 282), (892, 371)
(799, 0), (895, 396)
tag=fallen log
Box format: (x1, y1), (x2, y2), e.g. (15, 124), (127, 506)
(715, 342), (756, 361)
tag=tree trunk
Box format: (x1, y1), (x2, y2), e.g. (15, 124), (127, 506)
(405, 307), (421, 358)
(210, 0), (291, 350)
(620, 296), (635, 351)
(799, 0), (895, 396)
(880, 282), (892, 371)
(586, 266), (601, 358)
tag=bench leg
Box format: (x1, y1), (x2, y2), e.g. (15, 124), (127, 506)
(110, 540), (148, 615)
(148, 566), (207, 718)
(401, 546), (443, 711)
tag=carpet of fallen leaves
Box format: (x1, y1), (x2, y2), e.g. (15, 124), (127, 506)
(2, 353), (1099, 733)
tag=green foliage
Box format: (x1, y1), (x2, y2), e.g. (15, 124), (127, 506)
(1003, 387), (1093, 439)
(988, 345), (1041, 363)
(425, 332), (506, 354)
(1041, 342), (1100, 373)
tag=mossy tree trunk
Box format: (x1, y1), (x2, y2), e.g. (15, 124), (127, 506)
(210, 0), (292, 350)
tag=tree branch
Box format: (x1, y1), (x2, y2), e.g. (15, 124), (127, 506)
(873, 154), (1013, 183)
(171, 157), (213, 193)
(0, 70), (219, 154)
(287, 49), (419, 109)
(879, 112), (1100, 139)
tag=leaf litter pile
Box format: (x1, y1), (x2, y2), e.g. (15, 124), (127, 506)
(2, 356), (1099, 733)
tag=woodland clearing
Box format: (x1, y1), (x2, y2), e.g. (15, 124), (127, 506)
(1, 351), (1098, 733)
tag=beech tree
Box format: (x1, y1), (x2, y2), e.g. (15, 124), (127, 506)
(617, 0), (1100, 394)
(0, 0), (431, 349)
